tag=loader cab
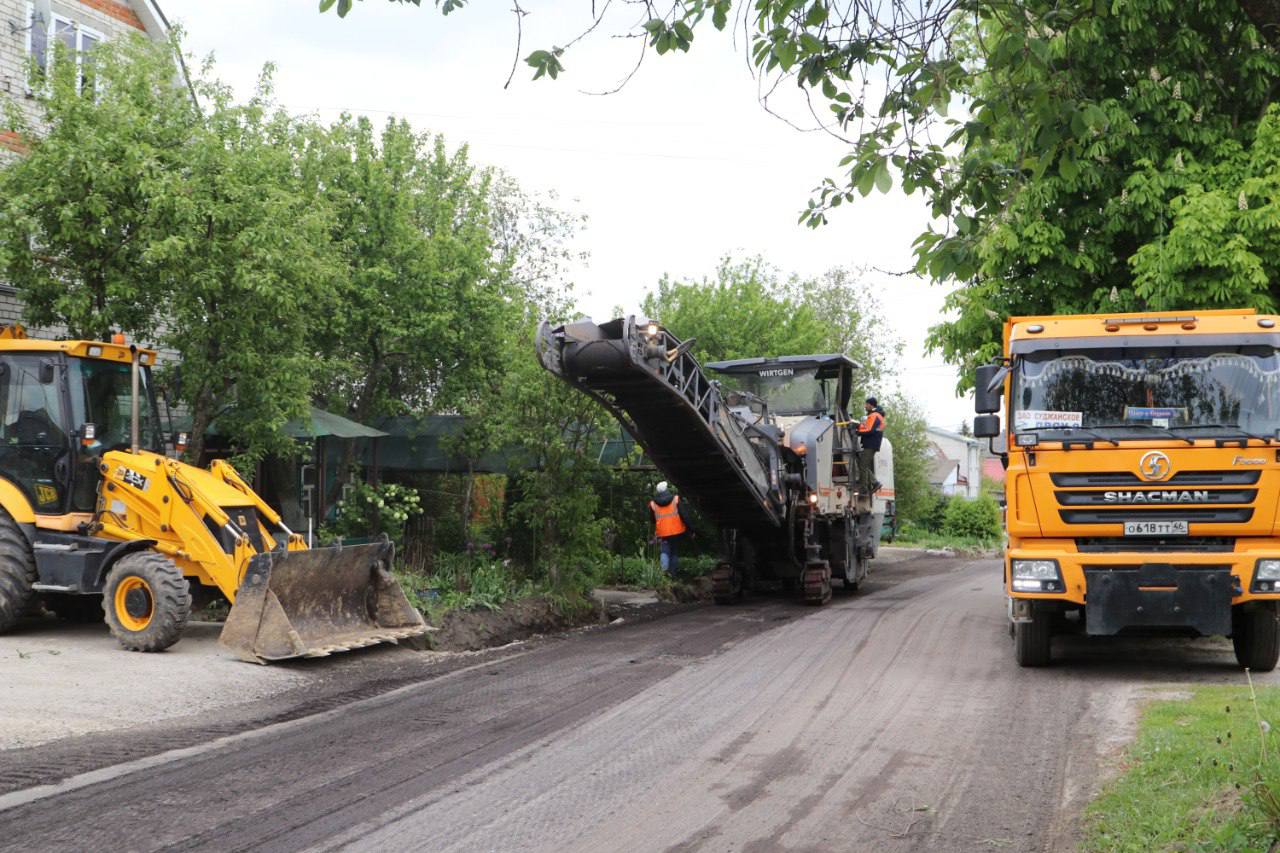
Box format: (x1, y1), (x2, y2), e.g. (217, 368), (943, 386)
(0, 330), (163, 517)
(708, 354), (858, 425)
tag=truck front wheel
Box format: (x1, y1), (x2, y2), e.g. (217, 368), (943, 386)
(1232, 603), (1279, 673)
(1014, 604), (1052, 667)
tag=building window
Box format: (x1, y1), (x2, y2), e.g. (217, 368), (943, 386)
(26, 5), (104, 94)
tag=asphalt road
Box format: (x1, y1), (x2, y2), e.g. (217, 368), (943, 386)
(1, 552), (1273, 853)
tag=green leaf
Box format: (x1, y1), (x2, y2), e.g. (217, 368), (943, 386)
(712, 1), (729, 29)
(874, 159), (892, 193)
(856, 165), (876, 197)
(1058, 152), (1079, 182)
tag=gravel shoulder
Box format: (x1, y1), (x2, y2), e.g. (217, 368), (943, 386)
(0, 619), (309, 750)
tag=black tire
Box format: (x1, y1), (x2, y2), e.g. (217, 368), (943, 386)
(44, 594), (104, 623)
(712, 562), (742, 605)
(1014, 606), (1052, 667)
(102, 551), (191, 652)
(1232, 603), (1279, 673)
(0, 508), (36, 632)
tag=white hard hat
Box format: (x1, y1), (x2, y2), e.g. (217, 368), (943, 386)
(655, 481), (669, 494)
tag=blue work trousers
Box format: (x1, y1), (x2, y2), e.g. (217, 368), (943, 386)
(658, 537), (680, 575)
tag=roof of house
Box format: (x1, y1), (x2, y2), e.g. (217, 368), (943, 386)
(926, 425), (981, 445)
(929, 457), (959, 485)
(982, 457), (1007, 483)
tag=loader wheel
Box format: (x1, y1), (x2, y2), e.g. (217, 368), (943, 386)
(44, 594), (104, 623)
(1013, 605), (1052, 668)
(103, 551), (191, 652)
(1232, 603), (1279, 673)
(0, 508), (36, 632)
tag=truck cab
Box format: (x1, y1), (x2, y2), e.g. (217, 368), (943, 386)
(974, 309), (1280, 669)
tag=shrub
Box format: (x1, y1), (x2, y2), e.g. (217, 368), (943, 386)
(321, 482), (423, 546)
(942, 494), (1003, 541)
(920, 489), (950, 532)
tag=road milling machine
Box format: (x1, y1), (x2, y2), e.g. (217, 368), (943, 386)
(0, 327), (426, 663)
(537, 316), (893, 605)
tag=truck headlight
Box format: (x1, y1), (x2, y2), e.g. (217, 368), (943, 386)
(1253, 559), (1280, 593)
(1011, 559), (1064, 593)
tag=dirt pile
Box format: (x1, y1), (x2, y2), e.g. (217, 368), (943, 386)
(428, 597), (602, 652)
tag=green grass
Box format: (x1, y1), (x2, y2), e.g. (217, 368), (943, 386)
(1084, 681), (1280, 852)
(589, 552), (718, 590)
(889, 526), (999, 552)
(394, 550), (720, 622)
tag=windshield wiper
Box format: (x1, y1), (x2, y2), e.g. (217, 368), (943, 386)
(1169, 424), (1275, 444)
(1041, 427), (1120, 447)
(1086, 423), (1195, 445)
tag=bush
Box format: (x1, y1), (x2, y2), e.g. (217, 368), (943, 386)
(321, 482), (423, 546)
(397, 552), (535, 614)
(920, 489), (950, 532)
(942, 494), (1003, 541)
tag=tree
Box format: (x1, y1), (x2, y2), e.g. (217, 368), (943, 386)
(880, 393), (933, 526)
(641, 256), (894, 389)
(0, 34), (196, 340)
(148, 70), (336, 465)
(491, 287), (613, 584)
(321, 0), (1280, 389)
(0, 37), (331, 465)
(923, 2), (1280, 383)
(309, 116), (503, 492)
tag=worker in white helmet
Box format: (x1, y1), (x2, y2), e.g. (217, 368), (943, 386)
(648, 481), (690, 576)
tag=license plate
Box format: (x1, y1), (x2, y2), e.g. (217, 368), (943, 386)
(1124, 521), (1189, 536)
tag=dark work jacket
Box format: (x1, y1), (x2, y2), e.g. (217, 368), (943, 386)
(858, 408), (885, 452)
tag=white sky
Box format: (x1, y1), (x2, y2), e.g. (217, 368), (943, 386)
(159, 0), (973, 430)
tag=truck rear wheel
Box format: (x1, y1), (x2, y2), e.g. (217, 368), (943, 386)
(103, 551), (191, 652)
(1014, 606), (1052, 667)
(0, 508), (36, 632)
(1232, 603), (1279, 673)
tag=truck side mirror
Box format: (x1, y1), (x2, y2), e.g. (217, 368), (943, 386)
(974, 414), (1001, 438)
(39, 359), (55, 384)
(974, 364), (1006, 414)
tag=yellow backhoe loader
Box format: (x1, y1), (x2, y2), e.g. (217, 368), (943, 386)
(0, 327), (427, 663)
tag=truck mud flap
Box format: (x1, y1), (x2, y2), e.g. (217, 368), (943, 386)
(1084, 565), (1233, 636)
(219, 539), (428, 664)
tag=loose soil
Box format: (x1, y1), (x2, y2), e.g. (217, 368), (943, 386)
(427, 595), (602, 651)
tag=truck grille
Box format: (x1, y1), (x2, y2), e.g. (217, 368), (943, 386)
(1075, 537), (1236, 553)
(1051, 471), (1260, 487)
(1061, 508), (1254, 524)
(1056, 489), (1256, 506)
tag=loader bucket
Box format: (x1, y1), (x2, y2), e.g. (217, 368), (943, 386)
(219, 539), (428, 664)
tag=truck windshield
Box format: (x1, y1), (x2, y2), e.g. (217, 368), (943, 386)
(718, 367), (833, 416)
(1013, 346), (1280, 438)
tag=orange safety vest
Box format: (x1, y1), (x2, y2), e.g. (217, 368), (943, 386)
(650, 495), (687, 538)
(858, 411), (885, 433)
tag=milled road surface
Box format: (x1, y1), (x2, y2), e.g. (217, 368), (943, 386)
(1, 552), (1274, 853)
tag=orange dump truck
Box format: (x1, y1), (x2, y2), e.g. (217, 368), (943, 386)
(973, 309), (1280, 669)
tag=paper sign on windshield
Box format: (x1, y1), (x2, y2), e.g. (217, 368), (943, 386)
(1014, 409), (1083, 430)
(1124, 406), (1187, 422)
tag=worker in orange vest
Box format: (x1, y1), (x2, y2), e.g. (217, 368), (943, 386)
(649, 481), (689, 576)
(856, 397), (886, 495)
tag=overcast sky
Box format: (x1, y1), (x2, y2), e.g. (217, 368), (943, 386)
(159, 0), (973, 430)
